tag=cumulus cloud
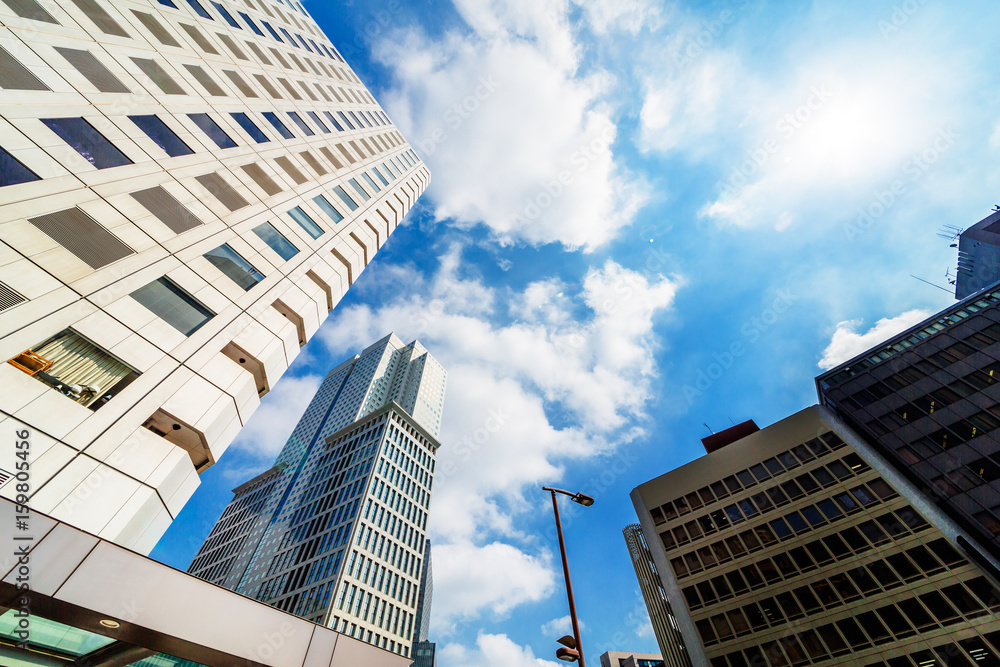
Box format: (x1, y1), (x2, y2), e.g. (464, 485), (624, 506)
(229, 374), (323, 460)
(372, 0), (648, 250)
(634, 4), (970, 230)
(319, 244), (678, 629)
(440, 632), (562, 667)
(540, 615), (584, 637)
(818, 309), (931, 370)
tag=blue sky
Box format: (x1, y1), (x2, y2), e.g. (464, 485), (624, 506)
(151, 1), (1000, 665)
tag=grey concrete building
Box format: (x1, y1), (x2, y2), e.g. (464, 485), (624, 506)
(623, 524), (691, 667)
(600, 650), (666, 667)
(0, 0), (429, 555)
(631, 407), (1000, 666)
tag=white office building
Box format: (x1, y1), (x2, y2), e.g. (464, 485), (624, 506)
(0, 0), (429, 554)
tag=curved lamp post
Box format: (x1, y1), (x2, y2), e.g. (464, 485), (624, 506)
(542, 487), (594, 666)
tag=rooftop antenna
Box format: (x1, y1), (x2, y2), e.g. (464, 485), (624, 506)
(937, 224), (963, 241)
(728, 416), (737, 427)
(909, 274), (952, 294)
(703, 422), (715, 435)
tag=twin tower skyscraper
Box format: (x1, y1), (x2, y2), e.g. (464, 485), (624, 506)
(189, 333), (446, 660)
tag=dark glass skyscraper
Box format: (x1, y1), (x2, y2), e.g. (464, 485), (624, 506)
(188, 333), (446, 658)
(816, 283), (1000, 568)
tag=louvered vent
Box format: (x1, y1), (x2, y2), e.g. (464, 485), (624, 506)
(29, 207), (134, 269)
(131, 58), (185, 95)
(0, 281), (26, 312)
(130, 186), (203, 233)
(132, 11), (180, 47)
(184, 64), (225, 96)
(299, 151), (326, 176)
(241, 163), (282, 196)
(68, 0), (129, 36)
(55, 47), (129, 93)
(0, 0), (57, 22)
(195, 173), (249, 211)
(274, 156), (306, 185)
(0, 46), (49, 91)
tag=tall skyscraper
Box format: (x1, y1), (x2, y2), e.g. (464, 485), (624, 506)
(952, 209), (1000, 300)
(411, 540), (436, 667)
(631, 407), (1000, 666)
(0, 0), (429, 554)
(817, 283), (1000, 563)
(189, 333), (445, 659)
(623, 524), (691, 667)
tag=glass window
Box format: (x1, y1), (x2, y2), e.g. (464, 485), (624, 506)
(372, 166), (389, 186)
(186, 0), (212, 19)
(204, 243), (263, 290)
(188, 113), (237, 149)
(817, 624), (849, 656)
(287, 111), (314, 136)
(129, 115), (193, 157)
(323, 111), (344, 131)
(0, 145), (40, 187)
(252, 222), (298, 261)
(0, 610), (114, 656)
(898, 598), (936, 629)
(334, 185), (358, 211)
(42, 117), (132, 169)
(835, 617), (870, 650)
(261, 20), (282, 41)
(363, 172), (381, 192)
(210, 1), (240, 27)
(288, 206), (323, 239)
(337, 111), (355, 130)
(230, 112), (269, 143)
(263, 111), (294, 139)
(130, 277), (215, 336)
(350, 178), (371, 201)
(238, 10), (263, 34)
(307, 110), (329, 132)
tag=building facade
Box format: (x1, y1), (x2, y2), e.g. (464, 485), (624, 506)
(410, 540), (436, 667)
(600, 650), (666, 667)
(631, 407), (1000, 667)
(816, 285), (1000, 563)
(188, 334), (444, 659)
(0, 0), (429, 554)
(0, 495), (410, 667)
(623, 524), (691, 667)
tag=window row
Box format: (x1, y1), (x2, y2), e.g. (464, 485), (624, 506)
(651, 432), (846, 525)
(709, 618), (1000, 667)
(660, 454), (882, 553)
(669, 505), (931, 580)
(682, 536), (964, 611)
(821, 290), (1000, 386)
(159, 0), (342, 65)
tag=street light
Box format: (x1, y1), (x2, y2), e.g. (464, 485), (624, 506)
(542, 487), (594, 667)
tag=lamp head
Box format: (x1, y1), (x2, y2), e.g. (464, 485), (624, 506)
(556, 636), (577, 649)
(556, 647), (580, 662)
(572, 493), (595, 507)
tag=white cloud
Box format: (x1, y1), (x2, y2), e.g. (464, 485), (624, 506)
(818, 309), (931, 370)
(372, 1), (648, 250)
(574, 0), (667, 35)
(539, 615), (584, 637)
(440, 632), (562, 667)
(634, 5), (972, 230)
(229, 374), (323, 461)
(434, 542), (556, 631)
(319, 245), (678, 627)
